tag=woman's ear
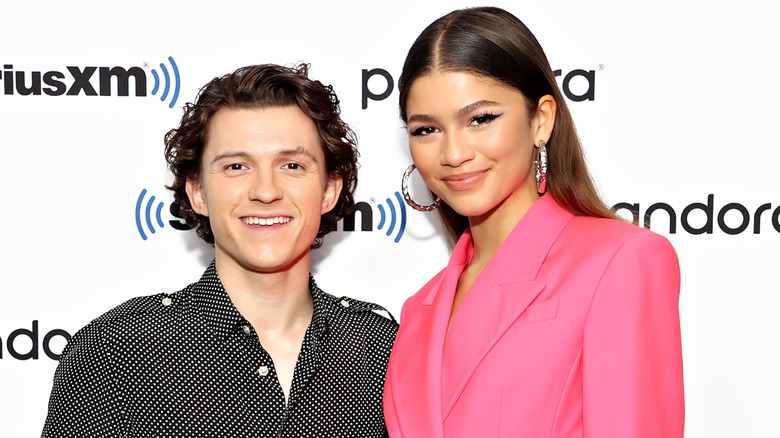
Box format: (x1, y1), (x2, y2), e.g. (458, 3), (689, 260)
(532, 94), (557, 144)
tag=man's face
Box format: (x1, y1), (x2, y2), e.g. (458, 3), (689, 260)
(186, 106), (342, 275)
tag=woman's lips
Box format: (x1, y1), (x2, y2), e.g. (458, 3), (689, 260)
(441, 169), (488, 191)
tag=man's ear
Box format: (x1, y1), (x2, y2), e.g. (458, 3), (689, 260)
(532, 94), (557, 143)
(321, 174), (343, 214)
(185, 177), (209, 216)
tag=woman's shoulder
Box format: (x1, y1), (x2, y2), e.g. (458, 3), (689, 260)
(555, 216), (679, 293)
(566, 215), (676, 257)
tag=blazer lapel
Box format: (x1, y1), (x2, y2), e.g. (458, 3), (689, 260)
(441, 195), (573, 419)
(390, 254), (465, 438)
(441, 275), (546, 419)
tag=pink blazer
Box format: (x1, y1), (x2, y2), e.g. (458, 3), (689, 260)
(383, 195), (684, 437)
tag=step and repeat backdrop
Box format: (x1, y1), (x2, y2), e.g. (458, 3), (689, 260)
(1, 1), (778, 436)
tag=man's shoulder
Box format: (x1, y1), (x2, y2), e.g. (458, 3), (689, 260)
(85, 283), (195, 331)
(319, 290), (399, 335)
(56, 284), (196, 366)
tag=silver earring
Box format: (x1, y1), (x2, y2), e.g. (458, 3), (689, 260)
(535, 141), (548, 194)
(401, 164), (441, 212)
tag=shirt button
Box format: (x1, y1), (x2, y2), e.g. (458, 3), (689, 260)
(242, 325), (251, 335)
(258, 366), (269, 376)
(340, 299), (350, 308)
(161, 297), (172, 306)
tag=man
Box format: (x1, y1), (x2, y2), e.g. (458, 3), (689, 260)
(43, 64), (398, 437)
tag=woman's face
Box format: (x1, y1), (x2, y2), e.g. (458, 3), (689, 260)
(405, 71), (548, 224)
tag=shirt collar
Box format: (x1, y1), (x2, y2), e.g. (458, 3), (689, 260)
(308, 273), (332, 340)
(191, 260), (331, 340)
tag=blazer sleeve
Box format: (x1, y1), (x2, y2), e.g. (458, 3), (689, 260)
(581, 230), (684, 437)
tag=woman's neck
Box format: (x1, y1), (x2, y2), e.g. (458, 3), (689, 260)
(467, 192), (540, 267)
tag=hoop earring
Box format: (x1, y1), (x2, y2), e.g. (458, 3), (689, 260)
(401, 164), (441, 212)
(535, 140), (548, 194)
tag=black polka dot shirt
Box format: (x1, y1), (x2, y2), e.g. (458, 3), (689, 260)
(42, 261), (398, 437)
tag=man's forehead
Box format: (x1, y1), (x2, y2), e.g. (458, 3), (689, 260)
(204, 106), (325, 158)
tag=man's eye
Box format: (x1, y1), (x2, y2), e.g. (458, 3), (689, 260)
(284, 163), (302, 170)
(227, 163), (245, 171)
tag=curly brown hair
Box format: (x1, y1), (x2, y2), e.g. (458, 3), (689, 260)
(164, 63), (358, 248)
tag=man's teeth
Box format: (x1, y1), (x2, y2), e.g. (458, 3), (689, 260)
(242, 217), (291, 226)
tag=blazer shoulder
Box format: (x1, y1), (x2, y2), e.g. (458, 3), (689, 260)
(562, 217), (680, 291)
(567, 215), (675, 255)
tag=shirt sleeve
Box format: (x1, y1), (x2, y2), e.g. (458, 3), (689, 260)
(42, 321), (122, 437)
(383, 300), (410, 438)
(582, 231), (685, 437)
(383, 366), (402, 438)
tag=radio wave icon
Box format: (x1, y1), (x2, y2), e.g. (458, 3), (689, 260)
(377, 191), (407, 243)
(150, 56), (181, 109)
(135, 189), (165, 240)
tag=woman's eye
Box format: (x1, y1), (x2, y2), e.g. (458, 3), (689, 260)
(470, 113), (500, 126)
(410, 126), (437, 136)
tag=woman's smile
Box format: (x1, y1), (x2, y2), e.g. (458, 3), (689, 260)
(441, 169), (489, 191)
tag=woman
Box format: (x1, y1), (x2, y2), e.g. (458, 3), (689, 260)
(383, 7), (684, 438)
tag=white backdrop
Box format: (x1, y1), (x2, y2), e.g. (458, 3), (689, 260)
(1, 1), (779, 436)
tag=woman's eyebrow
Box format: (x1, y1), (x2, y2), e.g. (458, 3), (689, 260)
(407, 99), (501, 124)
(407, 113), (440, 124)
(455, 100), (500, 118)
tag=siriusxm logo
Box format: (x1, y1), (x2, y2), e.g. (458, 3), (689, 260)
(134, 189), (191, 240)
(340, 191), (407, 243)
(135, 188), (410, 242)
(1, 56), (180, 108)
(135, 189), (166, 240)
(149, 57), (181, 108)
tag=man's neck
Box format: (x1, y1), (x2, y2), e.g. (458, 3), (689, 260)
(213, 253), (314, 332)
(213, 251), (314, 405)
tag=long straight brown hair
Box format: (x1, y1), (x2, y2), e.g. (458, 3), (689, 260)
(399, 7), (618, 244)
